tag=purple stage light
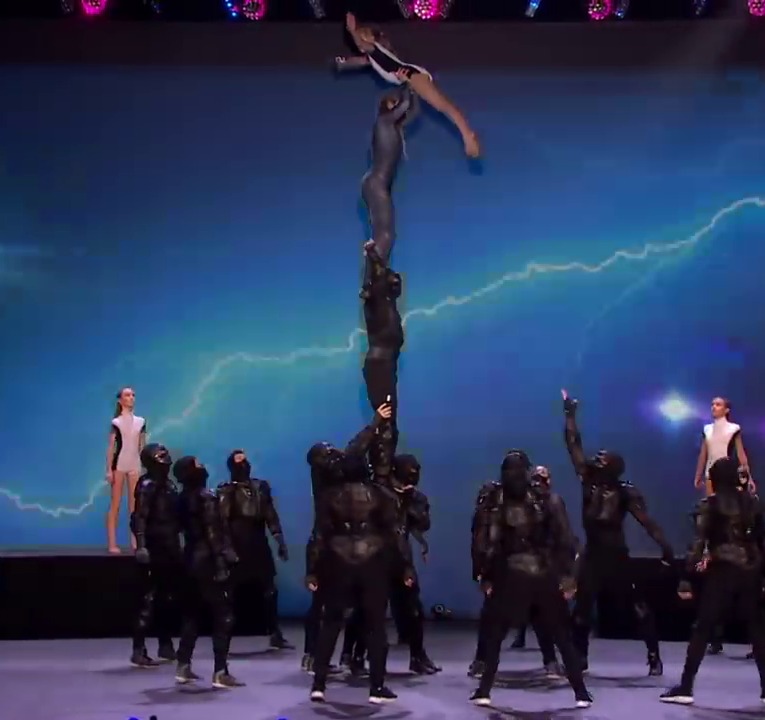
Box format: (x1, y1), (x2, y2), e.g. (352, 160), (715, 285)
(749, 0), (765, 15)
(412, 0), (441, 19)
(587, 0), (612, 19)
(242, 0), (266, 19)
(81, 0), (107, 15)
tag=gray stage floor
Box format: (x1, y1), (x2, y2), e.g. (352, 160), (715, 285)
(3, 626), (763, 720)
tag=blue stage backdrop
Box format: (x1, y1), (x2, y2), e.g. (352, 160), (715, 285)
(1, 64), (764, 616)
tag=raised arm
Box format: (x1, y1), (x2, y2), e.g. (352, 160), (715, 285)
(386, 86), (416, 125)
(693, 435), (708, 490)
(625, 485), (673, 563)
(345, 407), (386, 456)
(561, 390), (588, 478)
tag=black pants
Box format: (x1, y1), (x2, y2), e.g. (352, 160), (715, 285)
(231, 567), (280, 637)
(474, 595), (557, 666)
(363, 354), (399, 479)
(132, 560), (181, 652)
(177, 575), (235, 673)
(362, 172), (395, 264)
(341, 601), (367, 660)
(572, 547), (659, 659)
(680, 563), (765, 690)
(477, 570), (587, 696)
(313, 553), (390, 689)
(390, 578), (425, 658)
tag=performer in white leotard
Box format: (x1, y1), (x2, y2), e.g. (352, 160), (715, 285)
(693, 396), (752, 496)
(105, 387), (147, 553)
(335, 13), (481, 158)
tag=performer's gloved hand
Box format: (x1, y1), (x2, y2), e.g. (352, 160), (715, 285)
(213, 557), (230, 584)
(135, 547), (150, 565)
(560, 576), (577, 600)
(677, 580), (693, 600)
(278, 542), (289, 562)
(561, 389), (578, 416)
(660, 546), (674, 567)
(305, 575), (318, 592)
(403, 568), (416, 588)
(480, 579), (493, 597)
(223, 547), (239, 565)
(374, 403), (393, 425)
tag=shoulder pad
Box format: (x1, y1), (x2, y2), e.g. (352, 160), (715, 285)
(216, 481), (232, 490)
(138, 477), (154, 490)
(258, 479), (272, 491)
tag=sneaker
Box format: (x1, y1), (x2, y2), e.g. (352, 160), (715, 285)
(301, 654), (313, 672)
(409, 655), (441, 675)
(647, 652), (663, 677)
(660, 685), (694, 705)
(575, 689), (593, 708)
(269, 632), (294, 650)
(130, 650), (159, 668)
(467, 660), (485, 679)
(707, 641), (723, 655)
(175, 663), (201, 684)
(470, 689), (491, 706)
(212, 670), (245, 688)
(369, 686), (397, 704)
(157, 643), (176, 663)
(310, 682), (325, 702)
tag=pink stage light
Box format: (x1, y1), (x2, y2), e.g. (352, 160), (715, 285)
(412, 0), (442, 20)
(587, 0), (612, 19)
(81, 0), (107, 15)
(242, 0), (267, 19)
(749, 0), (765, 15)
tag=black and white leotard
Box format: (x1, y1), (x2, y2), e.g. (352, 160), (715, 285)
(366, 41), (432, 85)
(111, 413), (147, 474)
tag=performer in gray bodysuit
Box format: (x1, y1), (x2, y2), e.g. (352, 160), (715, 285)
(361, 81), (418, 266)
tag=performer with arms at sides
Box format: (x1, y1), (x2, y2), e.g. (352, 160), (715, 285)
(336, 13), (481, 158)
(694, 396), (753, 496)
(661, 457), (765, 705)
(106, 387), (147, 553)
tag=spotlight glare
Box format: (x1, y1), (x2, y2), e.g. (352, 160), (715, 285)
(242, 0), (267, 19)
(525, 0), (541, 17)
(80, 0), (107, 15)
(614, 0), (629, 17)
(587, 0), (612, 19)
(749, 0), (765, 15)
(658, 393), (694, 424)
(412, 0), (442, 19)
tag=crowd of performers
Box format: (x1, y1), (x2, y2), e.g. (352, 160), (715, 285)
(100, 13), (765, 711)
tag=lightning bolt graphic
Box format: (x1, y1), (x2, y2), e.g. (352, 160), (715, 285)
(1, 196), (763, 518)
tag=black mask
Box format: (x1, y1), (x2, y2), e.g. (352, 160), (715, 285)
(587, 450), (625, 484)
(501, 449), (531, 499)
(173, 456), (209, 489)
(387, 270), (402, 298)
(141, 443), (172, 481)
(227, 449), (251, 483)
(393, 454), (420, 487)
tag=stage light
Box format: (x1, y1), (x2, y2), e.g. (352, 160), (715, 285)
(587, 0), (612, 19)
(306, 0), (326, 18)
(412, 0), (442, 19)
(242, 0), (266, 19)
(749, 0), (765, 15)
(657, 393), (695, 423)
(222, 0), (238, 17)
(81, 0), (107, 15)
(60, 0), (75, 13)
(525, 0), (542, 17)
(693, 0), (710, 14)
(614, 0), (630, 17)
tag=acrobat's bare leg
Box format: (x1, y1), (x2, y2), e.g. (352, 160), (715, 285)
(407, 73), (481, 158)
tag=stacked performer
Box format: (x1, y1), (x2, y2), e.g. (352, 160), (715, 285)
(217, 449), (292, 651)
(306, 404), (414, 704)
(336, 13), (481, 158)
(360, 240), (403, 483)
(661, 457), (765, 705)
(561, 389), (672, 675)
(174, 455), (243, 689)
(129, 443), (181, 668)
(469, 449), (592, 708)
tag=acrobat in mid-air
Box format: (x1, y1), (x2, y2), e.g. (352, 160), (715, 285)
(335, 13), (481, 159)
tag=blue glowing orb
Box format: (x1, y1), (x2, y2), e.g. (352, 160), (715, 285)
(658, 393), (695, 423)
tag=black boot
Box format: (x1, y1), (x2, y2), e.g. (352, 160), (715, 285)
(660, 684), (694, 705)
(410, 654), (441, 674)
(648, 651), (663, 676)
(269, 631), (294, 650)
(130, 649), (159, 668)
(467, 659), (485, 678)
